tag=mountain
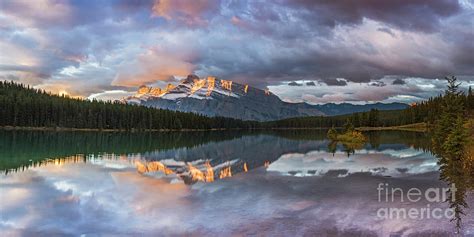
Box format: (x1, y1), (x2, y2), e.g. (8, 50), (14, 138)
(125, 75), (324, 121)
(134, 132), (327, 184)
(124, 75), (408, 121)
(0, 81), (253, 130)
(313, 102), (409, 116)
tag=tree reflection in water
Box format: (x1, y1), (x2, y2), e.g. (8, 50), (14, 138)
(430, 76), (473, 233)
(435, 136), (474, 233)
(327, 135), (368, 157)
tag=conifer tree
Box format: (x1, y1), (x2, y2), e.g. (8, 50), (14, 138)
(327, 126), (338, 140)
(432, 76), (465, 156)
(343, 119), (354, 133)
(0, 81), (257, 130)
(432, 76), (469, 232)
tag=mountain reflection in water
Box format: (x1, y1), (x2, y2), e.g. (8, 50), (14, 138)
(1, 130), (437, 181)
(1, 130), (473, 236)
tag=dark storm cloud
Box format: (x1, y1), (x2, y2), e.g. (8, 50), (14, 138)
(207, 0), (471, 86)
(377, 27), (396, 37)
(0, 0), (164, 95)
(282, 0), (461, 32)
(288, 81), (302, 86)
(323, 78), (348, 86)
(0, 0), (472, 100)
(392, 78), (406, 85)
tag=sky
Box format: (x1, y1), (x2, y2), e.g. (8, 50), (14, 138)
(0, 0), (473, 104)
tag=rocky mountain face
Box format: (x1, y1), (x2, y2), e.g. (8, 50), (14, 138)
(134, 132), (328, 184)
(125, 75), (324, 121)
(125, 74), (408, 121)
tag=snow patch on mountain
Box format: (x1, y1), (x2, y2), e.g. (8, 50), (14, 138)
(124, 74), (324, 121)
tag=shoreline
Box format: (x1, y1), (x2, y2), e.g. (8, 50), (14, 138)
(1, 124), (428, 133)
(0, 126), (234, 132)
(355, 122), (428, 132)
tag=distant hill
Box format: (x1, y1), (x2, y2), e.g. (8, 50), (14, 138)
(125, 75), (409, 121)
(313, 102), (409, 116)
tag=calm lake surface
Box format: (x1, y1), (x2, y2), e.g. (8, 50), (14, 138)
(1, 130), (473, 236)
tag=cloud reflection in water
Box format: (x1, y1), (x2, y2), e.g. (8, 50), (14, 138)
(268, 148), (439, 177)
(1, 149), (473, 236)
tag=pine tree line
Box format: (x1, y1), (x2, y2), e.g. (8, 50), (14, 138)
(266, 108), (397, 128)
(1, 80), (473, 130)
(0, 81), (258, 130)
(267, 81), (473, 128)
(430, 76), (472, 232)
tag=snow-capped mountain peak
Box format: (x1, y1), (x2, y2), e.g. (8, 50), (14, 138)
(125, 74), (323, 121)
(131, 74), (246, 101)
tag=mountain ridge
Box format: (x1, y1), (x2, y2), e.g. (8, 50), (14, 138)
(313, 102), (408, 116)
(125, 75), (324, 121)
(125, 75), (408, 121)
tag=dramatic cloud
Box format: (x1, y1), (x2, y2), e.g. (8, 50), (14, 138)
(324, 78), (348, 86)
(0, 0), (472, 103)
(0, 0), (73, 28)
(151, 0), (220, 26)
(392, 78), (406, 85)
(112, 45), (197, 87)
(288, 81), (302, 86)
(269, 77), (474, 104)
(377, 27), (396, 37)
(282, 0), (461, 32)
(0, 137), (468, 235)
(369, 81), (387, 87)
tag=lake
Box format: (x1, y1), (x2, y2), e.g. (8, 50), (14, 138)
(1, 130), (473, 236)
